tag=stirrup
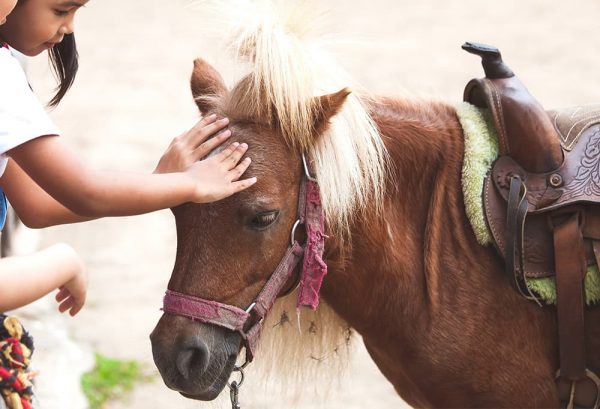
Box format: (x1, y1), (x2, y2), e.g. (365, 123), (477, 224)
(556, 369), (600, 409)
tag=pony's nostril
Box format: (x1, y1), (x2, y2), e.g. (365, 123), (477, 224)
(176, 344), (210, 380)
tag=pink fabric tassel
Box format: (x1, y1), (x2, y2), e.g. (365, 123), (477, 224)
(297, 180), (328, 309)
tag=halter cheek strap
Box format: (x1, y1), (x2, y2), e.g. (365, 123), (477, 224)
(162, 154), (328, 362)
(163, 241), (304, 360)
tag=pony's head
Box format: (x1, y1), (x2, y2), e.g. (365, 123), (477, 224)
(150, 0), (387, 400)
(150, 58), (352, 399)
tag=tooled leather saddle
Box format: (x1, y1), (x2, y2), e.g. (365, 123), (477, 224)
(462, 42), (600, 408)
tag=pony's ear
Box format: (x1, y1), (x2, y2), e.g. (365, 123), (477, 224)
(312, 88), (351, 137)
(190, 58), (227, 114)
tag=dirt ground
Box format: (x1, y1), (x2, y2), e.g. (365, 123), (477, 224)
(22, 0), (600, 408)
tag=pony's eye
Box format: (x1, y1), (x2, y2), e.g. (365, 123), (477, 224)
(250, 211), (280, 230)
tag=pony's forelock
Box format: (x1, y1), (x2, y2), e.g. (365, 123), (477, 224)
(191, 0), (389, 241)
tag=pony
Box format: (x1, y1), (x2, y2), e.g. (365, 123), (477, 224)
(149, 1), (600, 407)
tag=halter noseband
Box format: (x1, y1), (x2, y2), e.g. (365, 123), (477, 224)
(162, 154), (328, 362)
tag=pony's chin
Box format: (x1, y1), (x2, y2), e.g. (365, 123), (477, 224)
(178, 374), (232, 400)
(180, 389), (220, 401)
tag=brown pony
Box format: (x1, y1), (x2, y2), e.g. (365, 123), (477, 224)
(150, 2), (600, 407)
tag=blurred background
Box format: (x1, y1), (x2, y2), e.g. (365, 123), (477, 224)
(14, 0), (600, 407)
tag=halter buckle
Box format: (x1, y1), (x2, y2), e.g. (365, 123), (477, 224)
(290, 219), (302, 246)
(302, 153), (318, 182)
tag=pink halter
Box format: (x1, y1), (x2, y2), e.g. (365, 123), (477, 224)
(162, 155), (328, 361)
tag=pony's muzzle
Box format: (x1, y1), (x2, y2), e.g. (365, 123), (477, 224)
(150, 313), (241, 400)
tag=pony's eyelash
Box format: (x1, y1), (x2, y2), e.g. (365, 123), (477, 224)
(260, 213), (277, 223)
(251, 211), (280, 229)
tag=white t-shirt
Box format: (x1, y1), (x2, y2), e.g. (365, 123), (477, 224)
(0, 46), (60, 176)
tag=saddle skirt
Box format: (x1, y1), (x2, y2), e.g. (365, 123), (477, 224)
(457, 102), (600, 303)
(485, 105), (600, 278)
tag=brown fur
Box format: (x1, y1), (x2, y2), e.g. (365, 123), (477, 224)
(150, 62), (600, 408)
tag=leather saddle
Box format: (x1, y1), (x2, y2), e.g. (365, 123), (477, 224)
(462, 42), (600, 408)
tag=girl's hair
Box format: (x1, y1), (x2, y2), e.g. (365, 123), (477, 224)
(48, 33), (78, 106)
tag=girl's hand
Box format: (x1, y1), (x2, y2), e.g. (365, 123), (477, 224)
(186, 142), (257, 203)
(54, 245), (87, 316)
(0, 243), (87, 314)
(154, 115), (232, 174)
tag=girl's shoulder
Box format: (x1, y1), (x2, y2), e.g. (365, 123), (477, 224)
(0, 46), (61, 163)
(0, 47), (29, 87)
(0, 47), (44, 115)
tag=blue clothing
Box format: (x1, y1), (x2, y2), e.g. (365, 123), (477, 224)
(0, 188), (7, 231)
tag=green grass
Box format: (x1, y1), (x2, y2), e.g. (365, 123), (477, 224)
(81, 353), (151, 409)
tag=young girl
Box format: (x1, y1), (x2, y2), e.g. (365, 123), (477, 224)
(0, 0), (257, 316)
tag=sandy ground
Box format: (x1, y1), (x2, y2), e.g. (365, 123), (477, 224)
(20, 0), (600, 408)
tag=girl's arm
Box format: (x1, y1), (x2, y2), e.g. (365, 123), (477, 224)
(7, 135), (253, 217)
(0, 243), (86, 316)
(0, 116), (237, 228)
(1, 159), (92, 228)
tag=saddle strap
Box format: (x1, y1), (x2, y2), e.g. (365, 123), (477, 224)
(553, 212), (586, 380)
(505, 176), (538, 301)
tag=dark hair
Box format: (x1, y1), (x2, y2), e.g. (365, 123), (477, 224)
(48, 33), (78, 107)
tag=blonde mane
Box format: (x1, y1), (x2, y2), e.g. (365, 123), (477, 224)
(192, 0), (388, 392)
(195, 0), (389, 240)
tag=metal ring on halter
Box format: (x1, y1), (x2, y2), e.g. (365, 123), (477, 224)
(227, 363), (246, 389)
(290, 219), (302, 246)
(302, 153), (318, 182)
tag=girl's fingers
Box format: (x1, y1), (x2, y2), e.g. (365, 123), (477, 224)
(215, 142), (240, 161)
(189, 117), (230, 148)
(191, 114), (218, 132)
(223, 143), (248, 168)
(58, 297), (74, 313)
(199, 113), (218, 126)
(193, 129), (231, 160)
(179, 114), (217, 144)
(69, 302), (84, 316)
(230, 177), (258, 193)
(229, 157), (252, 181)
(55, 288), (69, 302)
(180, 114), (218, 144)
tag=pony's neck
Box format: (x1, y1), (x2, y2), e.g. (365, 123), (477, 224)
(318, 97), (469, 405)
(321, 96), (468, 337)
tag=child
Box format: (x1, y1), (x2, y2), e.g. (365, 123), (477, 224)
(0, 0), (257, 316)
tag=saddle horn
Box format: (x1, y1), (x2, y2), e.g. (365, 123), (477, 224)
(462, 42), (563, 173)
